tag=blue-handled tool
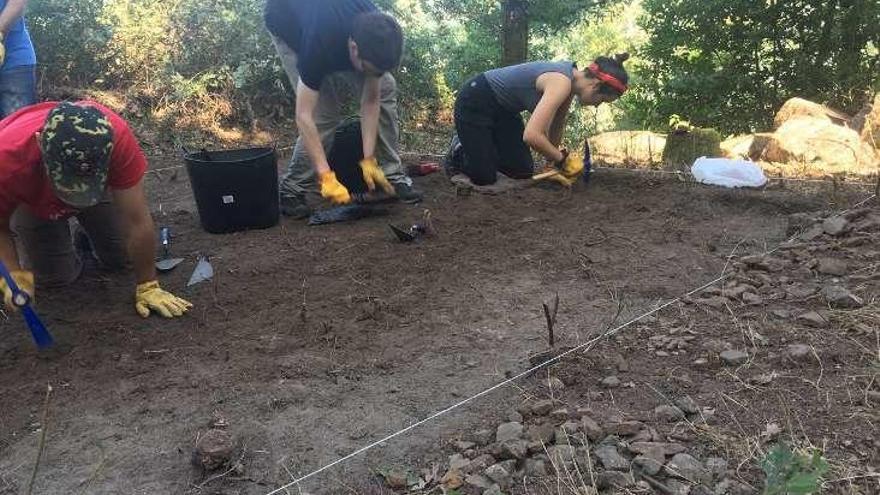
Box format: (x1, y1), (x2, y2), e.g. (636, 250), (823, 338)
(0, 261), (53, 349)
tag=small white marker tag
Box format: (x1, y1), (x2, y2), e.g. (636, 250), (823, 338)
(222, 195), (235, 204)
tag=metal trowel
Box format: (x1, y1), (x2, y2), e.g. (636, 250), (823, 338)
(187, 255), (214, 286)
(155, 227), (184, 272)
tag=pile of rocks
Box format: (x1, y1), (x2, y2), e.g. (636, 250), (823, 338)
(406, 399), (752, 495)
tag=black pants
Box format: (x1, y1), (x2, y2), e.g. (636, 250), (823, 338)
(453, 74), (534, 185)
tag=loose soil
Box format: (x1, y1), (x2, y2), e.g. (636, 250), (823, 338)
(0, 154), (875, 494)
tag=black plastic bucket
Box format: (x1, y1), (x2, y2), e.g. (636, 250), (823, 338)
(184, 147), (280, 234)
(327, 118), (368, 194)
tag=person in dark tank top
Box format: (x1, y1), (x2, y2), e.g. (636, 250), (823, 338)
(447, 53), (630, 187)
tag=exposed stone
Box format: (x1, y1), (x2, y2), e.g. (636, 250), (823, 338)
(600, 375), (621, 388)
(454, 440), (476, 452)
(665, 478), (694, 495)
(549, 408), (570, 423)
(593, 445), (630, 471)
(483, 484), (503, 495)
(633, 455), (663, 475)
(773, 97), (851, 129)
(764, 117), (877, 175)
(508, 410), (524, 423)
(194, 428), (235, 471)
(449, 454), (471, 471)
(715, 478), (756, 495)
(546, 445), (577, 469)
(786, 283), (819, 300)
(484, 462), (513, 489)
(523, 458), (549, 477)
(785, 344), (813, 362)
(547, 376), (565, 392)
(441, 469), (464, 489)
(382, 469), (409, 489)
(498, 440), (528, 460)
(495, 422), (524, 443)
(527, 423), (556, 445)
(467, 454), (496, 474)
(609, 420), (645, 437)
(742, 292), (763, 305)
(705, 457), (729, 480)
(530, 399), (555, 416)
(665, 453), (710, 484)
(719, 350), (749, 366)
(655, 405), (686, 422)
(581, 416), (604, 441)
(473, 429), (494, 446)
(675, 396), (700, 415)
(740, 255), (784, 272)
(629, 442), (687, 458)
(817, 258), (849, 276)
(796, 311), (829, 328)
(822, 216), (851, 236)
(596, 471), (635, 490)
(822, 284), (864, 308)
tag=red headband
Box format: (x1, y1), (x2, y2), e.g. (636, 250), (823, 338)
(588, 63), (627, 94)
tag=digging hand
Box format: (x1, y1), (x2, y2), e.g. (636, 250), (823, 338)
(558, 152), (585, 178)
(135, 280), (193, 318)
(359, 157), (394, 195)
(545, 171), (577, 187)
(319, 171), (352, 204)
(0, 270), (34, 310)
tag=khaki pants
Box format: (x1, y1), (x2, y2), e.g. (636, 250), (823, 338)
(271, 36), (411, 200)
(11, 202), (128, 288)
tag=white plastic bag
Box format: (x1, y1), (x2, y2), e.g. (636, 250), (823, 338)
(691, 157), (767, 188)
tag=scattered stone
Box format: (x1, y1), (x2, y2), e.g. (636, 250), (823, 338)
(495, 422), (523, 443)
(508, 410), (524, 423)
(822, 284), (864, 308)
(655, 405), (686, 422)
(796, 311), (829, 328)
(531, 399), (555, 416)
(629, 441), (687, 458)
(465, 473), (494, 491)
(596, 471), (635, 490)
(382, 469), (409, 490)
(449, 454), (471, 471)
(817, 258), (849, 276)
(547, 376), (565, 392)
(770, 309), (791, 319)
(696, 296), (730, 309)
(523, 458), (548, 477)
(742, 292), (763, 305)
(715, 478), (756, 495)
(675, 396), (700, 415)
(473, 429), (494, 446)
(594, 445), (630, 471)
(822, 216), (850, 236)
(549, 408), (570, 423)
(665, 453), (710, 484)
(610, 420), (645, 437)
(786, 283), (819, 300)
(665, 478), (693, 495)
(441, 470), (464, 489)
(740, 255), (784, 272)
(467, 454), (496, 474)
(749, 372), (777, 386)
(601, 376), (621, 388)
(634, 455), (664, 475)
(581, 416), (604, 441)
(799, 224), (825, 241)
(483, 484), (503, 495)
(785, 344), (813, 362)
(693, 358), (709, 366)
(193, 428), (235, 471)
(484, 462), (513, 489)
(498, 440), (528, 460)
(527, 423), (556, 444)
(547, 445), (577, 469)
(705, 457), (729, 480)
(454, 440), (476, 452)
(719, 350), (749, 366)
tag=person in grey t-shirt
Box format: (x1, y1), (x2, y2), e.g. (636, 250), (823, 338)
(447, 53), (630, 187)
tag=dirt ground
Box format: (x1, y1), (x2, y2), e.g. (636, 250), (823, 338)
(0, 153), (876, 494)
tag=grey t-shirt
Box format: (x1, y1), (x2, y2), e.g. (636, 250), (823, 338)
(484, 60), (575, 113)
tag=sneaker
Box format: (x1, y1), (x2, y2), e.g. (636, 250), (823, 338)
(393, 182), (424, 204)
(443, 133), (464, 177)
(280, 195), (311, 219)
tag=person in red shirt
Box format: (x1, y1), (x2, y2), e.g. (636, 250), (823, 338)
(0, 101), (191, 318)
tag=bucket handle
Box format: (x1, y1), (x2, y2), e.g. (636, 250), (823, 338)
(179, 145), (212, 161)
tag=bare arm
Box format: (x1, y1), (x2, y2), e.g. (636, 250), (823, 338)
(112, 181), (157, 284)
(0, 218), (21, 271)
(523, 73), (573, 162)
(0, 0), (27, 37)
(548, 95), (573, 148)
(360, 76), (381, 159)
(296, 81), (331, 174)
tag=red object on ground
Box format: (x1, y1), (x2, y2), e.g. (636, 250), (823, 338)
(407, 162), (441, 176)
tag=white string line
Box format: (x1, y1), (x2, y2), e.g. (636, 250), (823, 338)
(263, 192), (877, 494)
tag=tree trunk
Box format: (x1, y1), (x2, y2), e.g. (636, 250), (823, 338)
(501, 0), (529, 66)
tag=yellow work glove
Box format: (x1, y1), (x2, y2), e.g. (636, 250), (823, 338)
(135, 280), (192, 318)
(546, 172), (577, 187)
(0, 270), (34, 310)
(560, 152), (585, 178)
(319, 171), (351, 204)
(0, 33), (6, 67)
(359, 157), (394, 195)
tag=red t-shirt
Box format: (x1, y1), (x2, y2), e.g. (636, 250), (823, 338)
(0, 101), (148, 221)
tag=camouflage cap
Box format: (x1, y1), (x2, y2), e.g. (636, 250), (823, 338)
(40, 102), (114, 209)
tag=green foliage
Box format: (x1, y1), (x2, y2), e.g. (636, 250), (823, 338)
(761, 443), (829, 495)
(662, 127), (722, 168)
(27, 0), (108, 86)
(638, 0), (880, 134)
